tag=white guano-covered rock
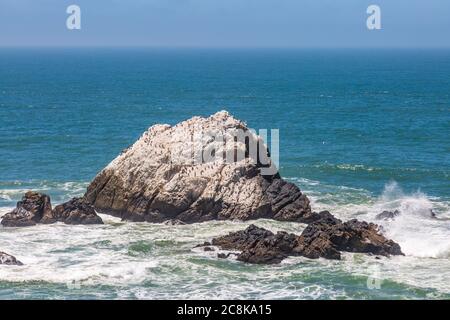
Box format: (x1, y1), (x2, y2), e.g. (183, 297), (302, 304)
(85, 111), (314, 223)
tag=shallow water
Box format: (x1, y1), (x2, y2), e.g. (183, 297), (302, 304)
(1, 48), (449, 299)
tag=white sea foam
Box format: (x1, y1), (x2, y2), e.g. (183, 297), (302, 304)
(364, 181), (450, 259)
(0, 215), (326, 299)
(286, 178), (450, 260)
(0, 181), (89, 206)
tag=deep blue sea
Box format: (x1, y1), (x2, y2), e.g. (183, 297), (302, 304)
(1, 48), (449, 299)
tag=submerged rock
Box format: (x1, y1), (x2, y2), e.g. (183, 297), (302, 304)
(1, 191), (52, 227)
(1, 192), (103, 227)
(49, 197), (103, 225)
(163, 219), (186, 226)
(204, 212), (403, 264)
(217, 253), (229, 259)
(430, 209), (436, 218)
(0, 252), (23, 266)
(376, 210), (400, 221)
(85, 111), (313, 224)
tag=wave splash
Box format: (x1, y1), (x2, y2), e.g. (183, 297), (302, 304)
(368, 181), (450, 258)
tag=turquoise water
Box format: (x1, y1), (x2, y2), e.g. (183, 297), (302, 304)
(0, 48), (449, 299)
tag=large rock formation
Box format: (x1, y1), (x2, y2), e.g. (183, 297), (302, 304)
(0, 251), (23, 266)
(1, 192), (103, 227)
(85, 111), (313, 223)
(206, 212), (403, 264)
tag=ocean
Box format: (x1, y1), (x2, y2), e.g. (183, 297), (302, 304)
(0, 48), (449, 299)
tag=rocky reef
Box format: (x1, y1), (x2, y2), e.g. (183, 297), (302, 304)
(204, 211), (403, 264)
(85, 111), (314, 223)
(1, 192), (103, 227)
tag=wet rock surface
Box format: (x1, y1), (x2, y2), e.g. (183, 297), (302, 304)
(0, 252), (23, 266)
(85, 111), (313, 224)
(204, 211), (403, 264)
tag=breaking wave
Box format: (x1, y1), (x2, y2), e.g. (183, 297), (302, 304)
(367, 181), (450, 259)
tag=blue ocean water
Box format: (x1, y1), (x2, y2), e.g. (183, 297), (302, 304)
(0, 48), (449, 299)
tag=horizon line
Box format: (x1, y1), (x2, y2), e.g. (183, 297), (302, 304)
(1, 45), (450, 50)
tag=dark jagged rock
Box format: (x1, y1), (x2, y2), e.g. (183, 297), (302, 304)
(211, 224), (298, 264)
(295, 216), (404, 260)
(376, 210), (400, 220)
(293, 215), (342, 260)
(85, 111), (313, 224)
(338, 219), (403, 256)
(1, 192), (103, 227)
(235, 231), (295, 264)
(203, 211), (403, 264)
(49, 197), (103, 225)
(0, 251), (23, 266)
(1, 191), (52, 227)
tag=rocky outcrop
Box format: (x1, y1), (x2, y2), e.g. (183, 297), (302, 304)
(1, 191), (52, 227)
(1, 192), (103, 227)
(0, 252), (23, 266)
(295, 214), (404, 259)
(211, 224), (297, 264)
(85, 111), (313, 223)
(204, 212), (403, 264)
(47, 197), (103, 225)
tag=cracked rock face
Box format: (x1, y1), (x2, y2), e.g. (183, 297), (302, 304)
(0, 252), (23, 266)
(206, 212), (404, 264)
(85, 111), (313, 223)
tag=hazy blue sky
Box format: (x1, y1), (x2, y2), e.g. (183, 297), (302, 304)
(0, 0), (449, 47)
